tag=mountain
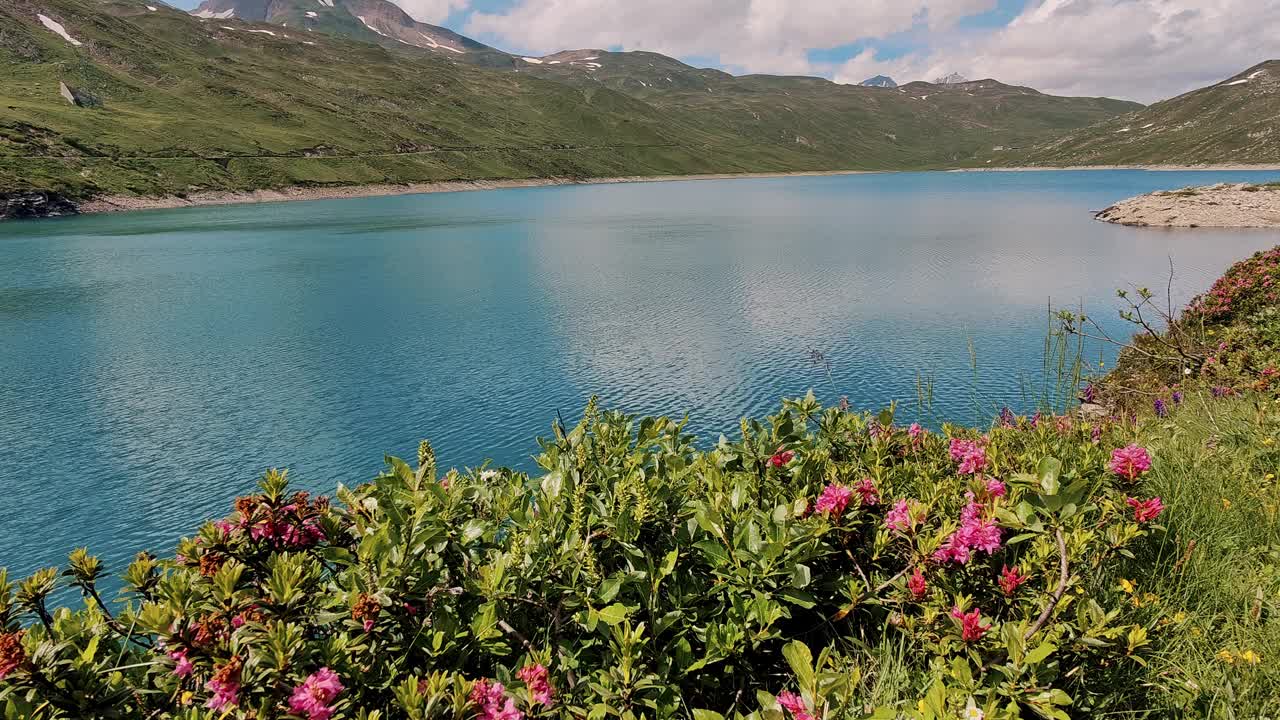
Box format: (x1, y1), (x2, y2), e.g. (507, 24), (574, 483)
(190, 0), (512, 66)
(860, 75), (897, 88)
(1012, 61), (1280, 166)
(1, 0), (1144, 205)
(932, 72), (968, 85)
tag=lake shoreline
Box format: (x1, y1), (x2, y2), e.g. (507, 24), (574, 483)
(1096, 182), (1280, 228)
(11, 164), (1280, 219)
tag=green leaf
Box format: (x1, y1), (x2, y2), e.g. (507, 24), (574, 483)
(790, 563), (812, 588)
(692, 711), (725, 720)
(1025, 641), (1057, 666)
(596, 603), (630, 626)
(1037, 457), (1062, 495)
(782, 641), (815, 694)
(777, 587), (816, 609)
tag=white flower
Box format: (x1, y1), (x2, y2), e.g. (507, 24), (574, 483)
(963, 698), (985, 720)
(479, 469), (500, 481)
(1184, 367), (1192, 375)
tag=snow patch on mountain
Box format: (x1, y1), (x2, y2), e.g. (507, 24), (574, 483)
(37, 14), (83, 45)
(193, 8), (235, 18)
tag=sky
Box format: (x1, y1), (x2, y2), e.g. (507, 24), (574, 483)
(175, 0), (1280, 103)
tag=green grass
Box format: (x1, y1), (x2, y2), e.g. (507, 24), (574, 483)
(1, 0), (1144, 199)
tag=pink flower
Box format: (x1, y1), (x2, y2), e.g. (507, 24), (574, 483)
(168, 648), (193, 678)
(998, 565), (1028, 596)
(815, 484), (855, 519)
(471, 679), (524, 720)
(949, 438), (987, 475)
(517, 664), (554, 706)
(362, 619), (375, 633)
(908, 422), (924, 441)
(768, 448), (796, 468)
(1109, 445), (1152, 481)
(289, 667), (344, 720)
(933, 497), (1002, 564)
(884, 498), (926, 533)
(907, 567), (927, 600)
(950, 606), (991, 642)
(204, 660), (241, 713)
(1126, 496), (1165, 523)
(854, 477), (880, 506)
(777, 690), (815, 720)
(984, 479), (1007, 498)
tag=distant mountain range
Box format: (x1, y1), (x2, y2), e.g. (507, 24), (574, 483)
(860, 75), (897, 88)
(0, 0), (1274, 208)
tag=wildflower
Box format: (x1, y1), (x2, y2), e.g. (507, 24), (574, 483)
(1109, 445), (1152, 481)
(471, 679), (524, 720)
(517, 663), (554, 706)
(984, 479), (1007, 498)
(776, 690), (814, 720)
(815, 484), (855, 519)
(289, 667), (344, 720)
(1216, 649), (1236, 664)
(168, 648), (194, 678)
(0, 632), (25, 679)
(884, 499), (924, 533)
(950, 606), (990, 642)
(1119, 578), (1136, 594)
(1126, 497), (1164, 523)
(1154, 398), (1168, 418)
(352, 593), (381, 633)
(768, 447), (796, 468)
(933, 497), (1002, 564)
(963, 698), (985, 720)
(908, 423), (924, 442)
(949, 438), (987, 475)
(1212, 386), (1230, 398)
(998, 565), (1029, 596)
(1172, 391), (1184, 405)
(1222, 497), (1234, 509)
(999, 407), (1016, 427)
(1082, 383), (1096, 403)
(1240, 650), (1261, 666)
(854, 477), (880, 506)
(1091, 425), (1102, 444)
(204, 657), (242, 712)
(907, 566), (927, 600)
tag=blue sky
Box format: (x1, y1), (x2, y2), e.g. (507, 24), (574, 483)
(174, 0), (1279, 102)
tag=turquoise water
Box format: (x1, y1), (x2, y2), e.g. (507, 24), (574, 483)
(2, 169), (1279, 578)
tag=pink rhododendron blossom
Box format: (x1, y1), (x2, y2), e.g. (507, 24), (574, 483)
(950, 606), (991, 642)
(984, 479), (1007, 498)
(854, 477), (879, 506)
(908, 423), (924, 441)
(517, 663), (554, 706)
(815, 484), (855, 519)
(907, 567), (927, 600)
(471, 679), (524, 720)
(288, 667), (344, 720)
(1109, 445), (1152, 481)
(777, 691), (815, 720)
(204, 661), (241, 713)
(1126, 497), (1165, 523)
(768, 447), (796, 468)
(168, 649), (193, 678)
(933, 498), (1002, 564)
(885, 499), (924, 533)
(998, 565), (1029, 596)
(949, 438), (987, 475)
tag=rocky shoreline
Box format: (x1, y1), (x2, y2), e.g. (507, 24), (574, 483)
(1096, 182), (1280, 228)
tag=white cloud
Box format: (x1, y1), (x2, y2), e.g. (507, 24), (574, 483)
(388, 0), (467, 24)
(836, 0), (1280, 102)
(463, 0), (1280, 102)
(465, 0), (995, 74)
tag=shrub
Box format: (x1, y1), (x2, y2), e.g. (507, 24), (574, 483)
(0, 395), (1175, 719)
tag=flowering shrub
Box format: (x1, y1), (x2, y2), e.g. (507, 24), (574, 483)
(0, 395), (1175, 719)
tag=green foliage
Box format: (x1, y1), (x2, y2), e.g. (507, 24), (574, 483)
(0, 390), (1180, 718)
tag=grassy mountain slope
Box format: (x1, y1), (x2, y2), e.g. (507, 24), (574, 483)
(2, 0), (1141, 202)
(1014, 61), (1280, 166)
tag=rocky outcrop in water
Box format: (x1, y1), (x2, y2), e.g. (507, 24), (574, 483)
(1096, 183), (1280, 228)
(1, 191), (79, 220)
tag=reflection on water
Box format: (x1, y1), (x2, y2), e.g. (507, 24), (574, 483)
(1, 169), (1278, 578)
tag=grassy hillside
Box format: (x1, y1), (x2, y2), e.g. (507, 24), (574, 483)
(1013, 61), (1280, 166)
(1, 0), (1143, 202)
